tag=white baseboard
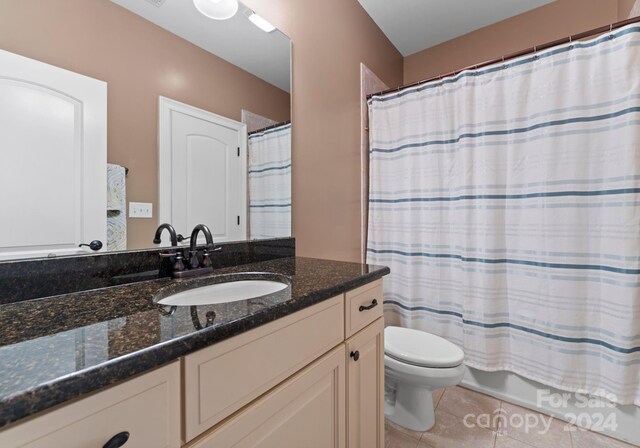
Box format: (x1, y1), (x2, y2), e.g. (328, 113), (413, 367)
(461, 367), (640, 446)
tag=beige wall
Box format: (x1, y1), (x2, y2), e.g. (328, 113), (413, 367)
(404, 0), (639, 84)
(619, 0), (640, 18)
(243, 0), (403, 262)
(0, 0), (290, 249)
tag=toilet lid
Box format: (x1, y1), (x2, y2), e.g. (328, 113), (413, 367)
(385, 326), (464, 368)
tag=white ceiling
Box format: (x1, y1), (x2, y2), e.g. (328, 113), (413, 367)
(111, 0), (291, 92)
(357, 0), (555, 56)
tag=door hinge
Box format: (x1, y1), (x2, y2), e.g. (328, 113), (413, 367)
(237, 216), (240, 225)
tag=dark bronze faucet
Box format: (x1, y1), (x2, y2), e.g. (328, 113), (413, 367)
(188, 224), (215, 269)
(153, 223), (185, 275)
(155, 223), (221, 279)
(153, 223), (178, 246)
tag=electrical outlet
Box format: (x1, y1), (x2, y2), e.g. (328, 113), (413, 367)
(129, 202), (153, 218)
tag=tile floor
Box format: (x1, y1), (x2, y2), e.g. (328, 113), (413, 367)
(385, 386), (636, 448)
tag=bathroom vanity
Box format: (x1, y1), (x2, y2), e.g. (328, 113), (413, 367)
(0, 246), (388, 448)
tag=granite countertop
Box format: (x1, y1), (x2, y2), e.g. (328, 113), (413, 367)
(0, 256), (389, 428)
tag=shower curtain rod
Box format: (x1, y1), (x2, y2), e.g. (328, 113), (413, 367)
(367, 15), (640, 100)
(248, 120), (291, 136)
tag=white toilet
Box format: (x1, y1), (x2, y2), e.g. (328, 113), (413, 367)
(384, 326), (466, 432)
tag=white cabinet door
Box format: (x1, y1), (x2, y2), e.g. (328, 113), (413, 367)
(183, 295), (344, 442)
(346, 318), (385, 448)
(0, 49), (107, 260)
(159, 97), (247, 244)
(192, 345), (346, 448)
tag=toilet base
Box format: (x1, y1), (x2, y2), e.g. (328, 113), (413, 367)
(385, 384), (436, 432)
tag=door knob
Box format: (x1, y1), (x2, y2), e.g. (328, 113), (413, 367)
(350, 351), (360, 361)
(79, 240), (103, 251)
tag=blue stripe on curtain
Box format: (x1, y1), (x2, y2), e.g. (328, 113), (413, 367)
(367, 23), (640, 405)
(248, 163), (292, 174)
(370, 188), (640, 202)
(366, 248), (640, 275)
(383, 300), (640, 354)
(371, 107), (640, 153)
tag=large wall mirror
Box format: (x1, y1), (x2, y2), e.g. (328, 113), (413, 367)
(0, 0), (291, 261)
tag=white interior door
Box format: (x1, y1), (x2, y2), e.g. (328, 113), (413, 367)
(159, 97), (247, 244)
(0, 49), (107, 260)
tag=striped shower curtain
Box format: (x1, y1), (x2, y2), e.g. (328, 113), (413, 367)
(367, 24), (640, 405)
(248, 123), (291, 239)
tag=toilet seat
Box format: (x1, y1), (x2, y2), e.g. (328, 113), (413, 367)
(385, 326), (464, 368)
(385, 353), (466, 384)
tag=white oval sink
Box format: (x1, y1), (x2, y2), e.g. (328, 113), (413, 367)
(157, 280), (288, 306)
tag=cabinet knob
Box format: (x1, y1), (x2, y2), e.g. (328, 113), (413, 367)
(103, 431), (130, 448)
(359, 299), (378, 312)
(350, 350), (360, 361)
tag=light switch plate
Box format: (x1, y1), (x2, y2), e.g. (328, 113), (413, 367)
(129, 202), (153, 218)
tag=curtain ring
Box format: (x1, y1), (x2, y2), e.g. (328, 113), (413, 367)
(502, 55), (506, 70)
(569, 35), (574, 50)
(533, 45), (539, 60)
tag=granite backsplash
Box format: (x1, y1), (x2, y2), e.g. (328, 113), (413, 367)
(0, 238), (294, 304)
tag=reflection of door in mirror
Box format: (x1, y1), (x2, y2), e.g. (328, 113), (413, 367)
(159, 98), (247, 244)
(0, 50), (107, 261)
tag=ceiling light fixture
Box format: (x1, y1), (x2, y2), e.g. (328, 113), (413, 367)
(248, 12), (276, 33)
(193, 0), (238, 20)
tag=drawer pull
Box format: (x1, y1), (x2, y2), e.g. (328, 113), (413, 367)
(359, 299), (378, 312)
(103, 431), (130, 448)
(350, 351), (360, 361)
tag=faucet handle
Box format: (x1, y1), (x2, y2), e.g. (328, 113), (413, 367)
(202, 245), (222, 268)
(158, 250), (177, 258)
(173, 251), (186, 272)
(158, 249), (186, 272)
(188, 250), (200, 269)
(201, 253), (213, 268)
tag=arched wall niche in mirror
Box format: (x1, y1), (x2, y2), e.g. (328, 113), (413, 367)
(0, 0), (291, 261)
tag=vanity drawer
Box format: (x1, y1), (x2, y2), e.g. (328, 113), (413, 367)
(345, 280), (383, 338)
(0, 361), (181, 448)
(184, 295), (344, 442)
